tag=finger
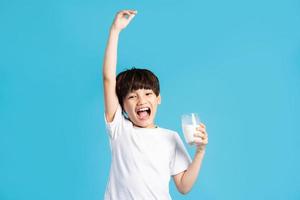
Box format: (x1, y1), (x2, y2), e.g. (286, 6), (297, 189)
(195, 138), (208, 146)
(201, 134), (208, 140)
(198, 134), (207, 141)
(117, 10), (132, 18)
(197, 126), (208, 135)
(117, 10), (127, 15)
(195, 131), (208, 140)
(128, 13), (136, 20)
(122, 10), (137, 16)
(194, 137), (203, 144)
(123, 12), (136, 22)
(196, 127), (206, 133)
(128, 10), (138, 14)
(202, 139), (208, 145)
(200, 123), (206, 128)
(194, 131), (205, 138)
(121, 11), (131, 19)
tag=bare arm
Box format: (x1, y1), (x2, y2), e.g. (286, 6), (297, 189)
(103, 10), (137, 122)
(173, 123), (209, 194)
(173, 150), (206, 194)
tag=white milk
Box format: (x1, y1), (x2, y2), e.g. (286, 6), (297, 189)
(182, 124), (198, 145)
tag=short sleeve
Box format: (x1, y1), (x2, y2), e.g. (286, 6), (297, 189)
(104, 105), (123, 140)
(170, 133), (192, 176)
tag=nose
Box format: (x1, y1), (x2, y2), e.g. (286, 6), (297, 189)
(137, 94), (146, 105)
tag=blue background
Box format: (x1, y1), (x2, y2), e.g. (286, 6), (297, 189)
(1, 0), (300, 199)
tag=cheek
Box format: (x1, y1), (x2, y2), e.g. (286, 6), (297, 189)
(123, 101), (134, 114)
(122, 101), (129, 112)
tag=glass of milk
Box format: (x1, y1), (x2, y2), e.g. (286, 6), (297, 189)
(181, 113), (200, 145)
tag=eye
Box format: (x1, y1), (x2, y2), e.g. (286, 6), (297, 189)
(146, 92), (153, 96)
(128, 95), (136, 99)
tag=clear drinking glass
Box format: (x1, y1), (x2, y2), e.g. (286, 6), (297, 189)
(181, 113), (200, 145)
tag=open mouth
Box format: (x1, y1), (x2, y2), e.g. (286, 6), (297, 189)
(136, 107), (151, 120)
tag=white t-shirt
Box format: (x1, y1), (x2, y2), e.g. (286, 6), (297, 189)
(104, 105), (192, 200)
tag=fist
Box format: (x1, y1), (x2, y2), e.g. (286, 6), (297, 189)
(111, 10), (137, 32)
(194, 123), (208, 151)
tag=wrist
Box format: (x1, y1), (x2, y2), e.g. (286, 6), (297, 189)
(193, 148), (205, 161)
(196, 146), (206, 154)
(110, 25), (121, 34)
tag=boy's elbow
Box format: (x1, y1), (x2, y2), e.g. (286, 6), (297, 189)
(179, 190), (189, 195)
(103, 75), (114, 83)
(179, 187), (191, 195)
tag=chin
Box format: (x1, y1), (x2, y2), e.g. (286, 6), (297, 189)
(132, 118), (154, 128)
(134, 122), (150, 128)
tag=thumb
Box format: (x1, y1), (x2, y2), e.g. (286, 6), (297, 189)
(127, 13), (136, 23)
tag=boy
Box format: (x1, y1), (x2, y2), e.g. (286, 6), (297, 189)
(102, 10), (208, 200)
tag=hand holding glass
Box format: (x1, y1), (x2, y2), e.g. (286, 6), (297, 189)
(181, 113), (201, 145)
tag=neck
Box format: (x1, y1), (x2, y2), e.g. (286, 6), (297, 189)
(133, 124), (158, 129)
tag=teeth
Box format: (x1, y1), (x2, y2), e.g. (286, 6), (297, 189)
(137, 107), (150, 112)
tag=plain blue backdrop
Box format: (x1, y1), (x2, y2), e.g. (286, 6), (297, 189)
(1, 0), (300, 199)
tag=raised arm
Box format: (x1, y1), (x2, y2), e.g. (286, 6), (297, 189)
(103, 10), (137, 122)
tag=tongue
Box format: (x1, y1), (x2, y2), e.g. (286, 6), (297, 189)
(138, 111), (149, 120)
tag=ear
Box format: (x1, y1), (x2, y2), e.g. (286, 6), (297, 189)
(157, 95), (161, 105)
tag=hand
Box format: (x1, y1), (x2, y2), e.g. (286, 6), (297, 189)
(194, 123), (208, 152)
(111, 10), (137, 32)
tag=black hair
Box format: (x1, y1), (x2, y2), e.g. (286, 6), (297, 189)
(116, 68), (160, 110)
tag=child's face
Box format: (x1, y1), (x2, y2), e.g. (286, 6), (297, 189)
(123, 89), (161, 128)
